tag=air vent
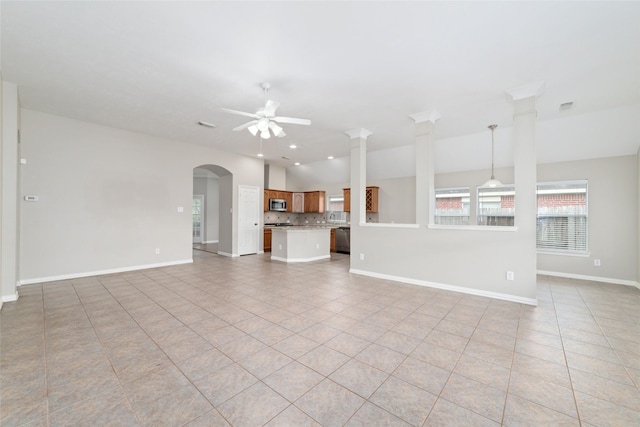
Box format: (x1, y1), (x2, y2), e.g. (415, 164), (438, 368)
(559, 102), (574, 111)
(281, 156), (291, 160)
(197, 121), (216, 128)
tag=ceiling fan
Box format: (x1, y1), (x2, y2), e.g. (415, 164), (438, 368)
(221, 83), (311, 139)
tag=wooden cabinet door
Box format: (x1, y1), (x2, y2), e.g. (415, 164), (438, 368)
(343, 189), (350, 212)
(317, 191), (325, 213)
(285, 192), (293, 213)
(263, 190), (270, 212)
(303, 191), (325, 213)
(303, 192), (314, 212)
(292, 193), (304, 213)
(264, 229), (272, 252)
(330, 228), (336, 252)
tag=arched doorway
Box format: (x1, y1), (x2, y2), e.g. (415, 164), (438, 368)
(192, 165), (232, 255)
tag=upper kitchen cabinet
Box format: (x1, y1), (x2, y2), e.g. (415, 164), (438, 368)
(304, 191), (325, 213)
(264, 189), (293, 212)
(343, 186), (379, 213)
(292, 192), (305, 213)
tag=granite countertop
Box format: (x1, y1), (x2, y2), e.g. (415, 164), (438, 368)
(267, 224), (340, 230)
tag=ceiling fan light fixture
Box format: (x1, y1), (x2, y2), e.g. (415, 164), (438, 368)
(260, 129), (270, 139)
(269, 121), (284, 137)
(257, 118), (269, 132)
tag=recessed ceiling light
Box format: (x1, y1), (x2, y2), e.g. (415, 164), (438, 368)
(294, 162), (301, 166)
(197, 121), (216, 128)
(289, 144), (297, 149)
(257, 153), (264, 157)
(328, 156), (334, 160)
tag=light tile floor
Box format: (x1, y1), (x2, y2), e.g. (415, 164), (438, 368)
(1, 250), (639, 426)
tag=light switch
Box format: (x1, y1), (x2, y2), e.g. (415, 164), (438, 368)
(177, 207), (184, 213)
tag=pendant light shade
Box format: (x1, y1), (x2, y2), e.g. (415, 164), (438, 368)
(481, 124), (503, 188)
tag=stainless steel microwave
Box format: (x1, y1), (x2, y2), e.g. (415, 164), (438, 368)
(269, 199), (287, 211)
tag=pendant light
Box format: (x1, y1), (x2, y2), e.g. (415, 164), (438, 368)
(481, 124), (502, 188)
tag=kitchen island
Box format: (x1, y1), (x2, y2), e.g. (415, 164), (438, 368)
(270, 227), (331, 263)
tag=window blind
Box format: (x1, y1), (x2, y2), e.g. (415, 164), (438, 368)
(536, 181), (588, 252)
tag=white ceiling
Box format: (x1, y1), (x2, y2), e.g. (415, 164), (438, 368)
(2, 1), (640, 169)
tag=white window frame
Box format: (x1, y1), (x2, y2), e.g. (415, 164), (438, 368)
(434, 187), (470, 226)
(477, 185), (516, 227)
(536, 180), (588, 255)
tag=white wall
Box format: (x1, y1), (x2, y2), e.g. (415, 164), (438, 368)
(18, 109), (263, 283)
(348, 97), (540, 305)
(1, 81), (20, 304)
(537, 155), (638, 284)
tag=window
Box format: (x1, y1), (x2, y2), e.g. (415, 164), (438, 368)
(477, 185), (515, 226)
(327, 195), (346, 223)
(537, 180), (587, 252)
(435, 188), (470, 225)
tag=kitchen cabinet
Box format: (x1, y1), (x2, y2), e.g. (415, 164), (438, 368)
(264, 228), (272, 252)
(330, 228), (336, 252)
(284, 192), (293, 213)
(264, 189), (293, 212)
(343, 187), (379, 213)
(304, 191), (325, 213)
(343, 189), (350, 213)
(292, 192), (304, 213)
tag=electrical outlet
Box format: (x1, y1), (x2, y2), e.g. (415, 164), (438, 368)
(506, 271), (515, 280)
(594, 259), (601, 267)
(360, 253), (365, 261)
(155, 248), (160, 255)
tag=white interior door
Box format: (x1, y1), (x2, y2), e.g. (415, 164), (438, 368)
(238, 185), (260, 255)
(192, 195), (204, 244)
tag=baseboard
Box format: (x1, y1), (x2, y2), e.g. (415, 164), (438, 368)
(272, 255), (331, 263)
(349, 268), (538, 306)
(217, 251), (238, 258)
(18, 259), (193, 286)
(537, 270), (640, 288)
(1, 291), (19, 303)
(204, 240), (219, 244)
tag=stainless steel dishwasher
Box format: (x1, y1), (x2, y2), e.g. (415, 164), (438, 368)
(335, 227), (350, 254)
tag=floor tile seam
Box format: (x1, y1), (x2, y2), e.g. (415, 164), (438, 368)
(70, 282), (146, 426)
(566, 361), (638, 389)
(548, 286), (584, 426)
(567, 374), (640, 413)
(427, 395), (497, 427)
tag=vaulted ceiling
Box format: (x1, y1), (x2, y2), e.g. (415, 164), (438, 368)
(2, 1), (639, 169)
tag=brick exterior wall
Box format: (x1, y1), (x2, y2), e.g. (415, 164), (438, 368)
(436, 198), (463, 209)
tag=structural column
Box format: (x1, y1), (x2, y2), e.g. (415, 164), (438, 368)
(345, 128), (372, 225)
(506, 81), (544, 293)
(410, 110), (440, 225)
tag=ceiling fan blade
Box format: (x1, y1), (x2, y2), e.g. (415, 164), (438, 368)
(263, 100), (280, 117)
(232, 120), (258, 131)
(220, 108), (260, 119)
(273, 116), (311, 126)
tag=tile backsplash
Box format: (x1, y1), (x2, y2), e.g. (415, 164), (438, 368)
(263, 211), (376, 225)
